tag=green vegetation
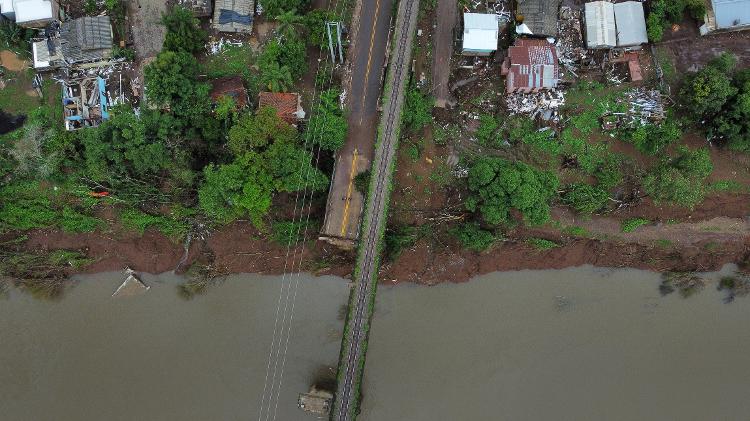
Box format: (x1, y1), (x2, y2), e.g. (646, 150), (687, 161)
(562, 183), (609, 215)
(450, 222), (496, 252)
(161, 6), (207, 54)
(681, 53), (750, 152)
(306, 89), (348, 151)
(475, 114), (501, 147)
(647, 0), (706, 42)
(643, 146), (712, 207)
(402, 83), (433, 133)
(354, 170), (371, 194)
(621, 218), (650, 233)
(271, 219), (307, 245)
(707, 180), (745, 193)
(526, 238), (559, 250)
(384, 225), (419, 260)
(625, 120), (682, 155)
(466, 157), (559, 226)
(120, 208), (190, 241)
(0, 20), (35, 55)
(258, 34), (307, 91)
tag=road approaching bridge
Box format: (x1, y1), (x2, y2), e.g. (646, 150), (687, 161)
(331, 0), (420, 419)
(319, 0), (393, 249)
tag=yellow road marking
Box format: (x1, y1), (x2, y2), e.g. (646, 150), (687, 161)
(340, 149), (359, 237)
(359, 0), (381, 124)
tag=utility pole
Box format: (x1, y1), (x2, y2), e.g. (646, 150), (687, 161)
(326, 21), (344, 63)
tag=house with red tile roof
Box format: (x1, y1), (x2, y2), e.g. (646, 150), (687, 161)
(258, 92), (304, 125)
(209, 76), (248, 109)
(501, 38), (560, 94)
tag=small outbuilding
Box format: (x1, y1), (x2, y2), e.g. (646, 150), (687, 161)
(702, 0), (750, 34)
(501, 38), (559, 93)
(213, 0), (254, 33)
(584, 1), (616, 48)
(516, 0), (562, 37)
(258, 92), (304, 124)
(613, 1), (647, 47)
(462, 13), (500, 56)
(8, 0), (59, 28)
(210, 76), (248, 109)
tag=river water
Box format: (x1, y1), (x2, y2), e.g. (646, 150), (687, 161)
(3, 267), (749, 420)
(0, 272), (349, 421)
(360, 265), (750, 421)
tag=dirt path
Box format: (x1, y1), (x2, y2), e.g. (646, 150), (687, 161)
(432, 0), (457, 108)
(0, 50), (27, 72)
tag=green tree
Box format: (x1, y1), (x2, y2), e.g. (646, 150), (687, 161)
(162, 6), (207, 54)
(305, 89), (348, 151)
(681, 54), (738, 119)
(260, 0), (307, 17)
(228, 107), (298, 155)
(304, 9), (336, 48)
(402, 84), (433, 133)
(562, 183), (609, 215)
(475, 114), (500, 147)
(628, 120), (682, 155)
(275, 10), (304, 39)
(259, 35), (307, 81)
(450, 222), (496, 252)
(258, 61), (294, 92)
(643, 147), (713, 208)
(465, 157), (559, 226)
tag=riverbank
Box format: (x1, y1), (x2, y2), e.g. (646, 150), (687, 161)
(12, 204), (750, 284)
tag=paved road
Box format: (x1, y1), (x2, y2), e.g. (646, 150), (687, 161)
(320, 0), (394, 246)
(331, 0), (420, 419)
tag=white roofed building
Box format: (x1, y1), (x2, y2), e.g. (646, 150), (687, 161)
(462, 13), (499, 56)
(613, 1), (647, 47)
(10, 0), (58, 28)
(584, 1), (616, 48)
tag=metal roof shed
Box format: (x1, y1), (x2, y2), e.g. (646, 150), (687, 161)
(462, 13), (499, 56)
(585, 1), (616, 48)
(614, 1), (647, 47)
(711, 0), (750, 29)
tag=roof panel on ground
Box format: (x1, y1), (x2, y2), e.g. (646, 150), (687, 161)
(584, 1), (616, 48)
(712, 0), (750, 29)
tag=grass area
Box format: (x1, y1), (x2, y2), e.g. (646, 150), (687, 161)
(563, 225), (589, 237)
(526, 238), (560, 250)
(0, 68), (42, 115)
(707, 180), (746, 193)
(653, 46), (678, 86)
(119, 207), (190, 242)
(621, 217), (650, 233)
(202, 44), (257, 83)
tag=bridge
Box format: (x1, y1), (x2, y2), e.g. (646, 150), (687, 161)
(330, 0), (420, 418)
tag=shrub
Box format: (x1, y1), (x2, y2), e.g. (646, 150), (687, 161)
(526, 238), (559, 250)
(354, 170), (371, 193)
(643, 147), (712, 207)
(120, 208), (190, 241)
(621, 217), (650, 233)
(450, 222), (496, 252)
(305, 89), (348, 151)
(384, 225), (418, 260)
(161, 6), (208, 54)
(562, 183), (609, 215)
(402, 84), (433, 133)
(271, 220), (306, 245)
(628, 120), (682, 155)
(475, 114), (500, 147)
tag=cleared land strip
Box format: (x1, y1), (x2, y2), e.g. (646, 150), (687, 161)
(331, 0), (420, 419)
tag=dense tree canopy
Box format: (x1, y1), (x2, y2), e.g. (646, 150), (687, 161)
(259, 0), (308, 17)
(466, 157), (559, 226)
(199, 107), (327, 226)
(305, 89), (348, 151)
(161, 6), (207, 54)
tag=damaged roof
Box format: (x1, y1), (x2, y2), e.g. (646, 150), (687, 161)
(517, 0), (561, 37)
(213, 0), (254, 33)
(503, 38), (559, 92)
(258, 92), (302, 124)
(60, 16), (114, 64)
(210, 76), (248, 108)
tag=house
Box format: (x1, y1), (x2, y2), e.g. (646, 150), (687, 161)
(516, 0), (561, 37)
(213, 0), (254, 33)
(584, 1), (616, 48)
(33, 16), (114, 70)
(3, 0), (59, 28)
(584, 1), (646, 48)
(701, 0), (750, 34)
(209, 76), (248, 109)
(613, 2), (647, 47)
(462, 13), (500, 56)
(258, 92), (304, 124)
(501, 38), (559, 93)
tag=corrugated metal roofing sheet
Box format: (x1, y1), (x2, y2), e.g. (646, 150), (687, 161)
(614, 1), (647, 46)
(712, 0), (750, 29)
(585, 1), (616, 48)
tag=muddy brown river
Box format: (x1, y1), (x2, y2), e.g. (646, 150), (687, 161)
(0, 272), (348, 421)
(360, 265), (750, 421)
(2, 266), (749, 420)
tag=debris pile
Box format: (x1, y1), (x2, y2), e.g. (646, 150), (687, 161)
(506, 90), (565, 122)
(206, 38), (244, 55)
(555, 6), (587, 75)
(620, 88), (667, 124)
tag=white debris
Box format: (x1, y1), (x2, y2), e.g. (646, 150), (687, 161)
(206, 38), (244, 55)
(506, 90), (566, 122)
